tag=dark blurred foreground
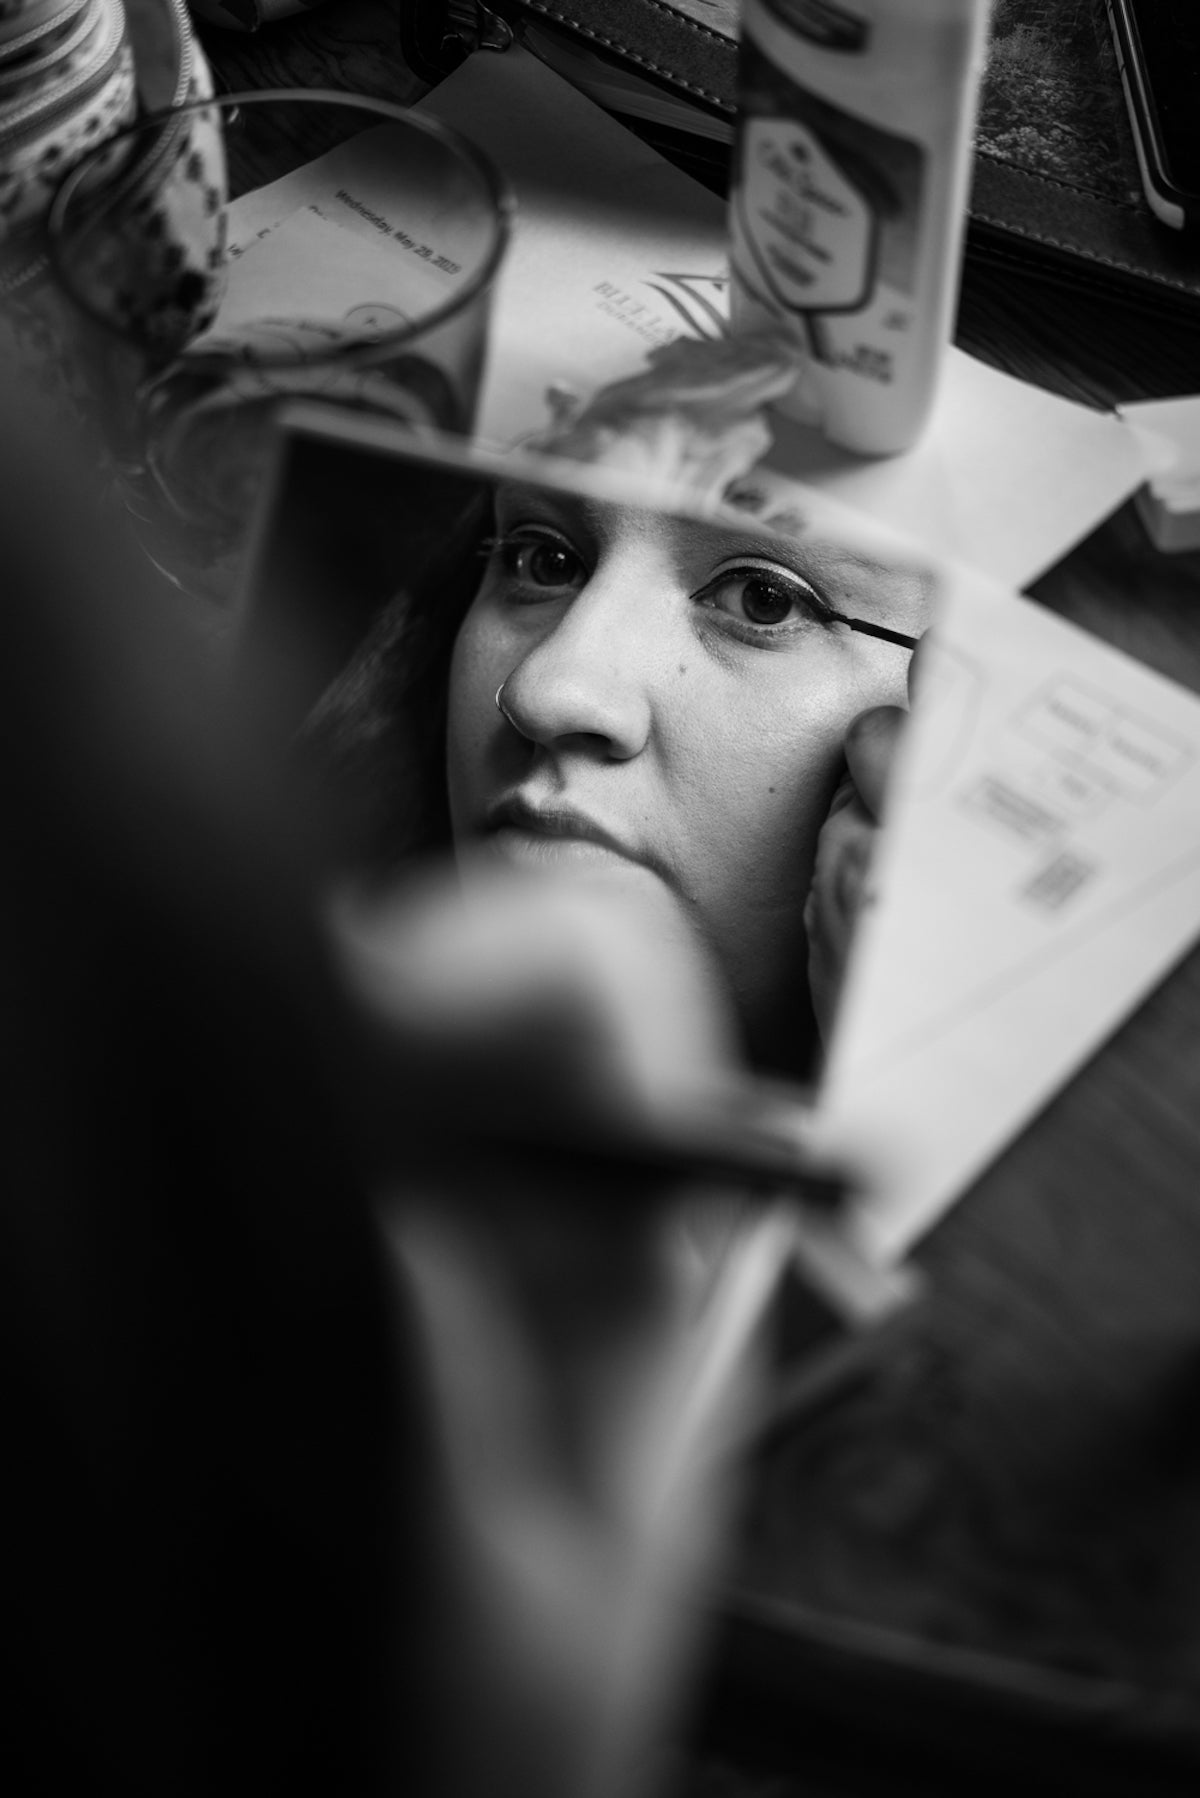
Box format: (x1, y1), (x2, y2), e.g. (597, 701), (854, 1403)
(0, 398), (743, 1798)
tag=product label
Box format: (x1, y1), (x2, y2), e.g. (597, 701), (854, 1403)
(758, 0), (870, 53)
(731, 34), (926, 386)
(736, 117), (876, 312)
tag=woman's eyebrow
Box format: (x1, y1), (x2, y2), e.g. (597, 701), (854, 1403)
(492, 480), (595, 521)
(699, 530), (935, 618)
(492, 479), (549, 507)
(806, 544), (935, 607)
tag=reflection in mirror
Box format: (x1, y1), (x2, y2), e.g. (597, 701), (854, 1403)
(232, 402), (940, 1798)
(237, 403), (937, 1085)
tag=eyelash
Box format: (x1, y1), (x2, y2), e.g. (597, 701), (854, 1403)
(480, 526), (838, 638)
(480, 528), (582, 589)
(692, 566), (837, 639)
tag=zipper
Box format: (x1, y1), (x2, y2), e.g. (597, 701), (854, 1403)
(0, 0), (202, 297)
(0, 240), (47, 294)
(163, 0), (196, 109)
(0, 12), (132, 298)
(106, 0), (200, 206)
(0, 1), (110, 104)
(0, 0), (203, 158)
(2, 0), (199, 257)
(0, 0), (132, 292)
(0, 0), (90, 68)
(0, 0), (129, 149)
(446, 1), (514, 55)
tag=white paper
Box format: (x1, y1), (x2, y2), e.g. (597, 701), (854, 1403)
(208, 49), (1156, 585)
(1118, 394), (1200, 552)
(762, 369), (1149, 591)
(418, 47), (1157, 588)
(206, 207), (442, 341)
(1119, 393), (1200, 502)
(816, 563), (1200, 1264)
(224, 122), (486, 291)
(417, 48), (730, 446)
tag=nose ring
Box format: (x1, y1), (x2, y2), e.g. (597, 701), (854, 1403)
(495, 681), (515, 727)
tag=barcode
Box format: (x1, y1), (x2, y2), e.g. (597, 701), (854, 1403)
(1022, 851), (1096, 912)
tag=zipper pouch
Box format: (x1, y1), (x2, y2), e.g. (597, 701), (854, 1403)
(0, 0), (207, 282)
(0, 0), (136, 243)
(0, 0), (211, 439)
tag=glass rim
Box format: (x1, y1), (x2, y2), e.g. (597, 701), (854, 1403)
(45, 85), (516, 363)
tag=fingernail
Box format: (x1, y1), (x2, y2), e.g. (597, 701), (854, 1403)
(907, 631), (931, 703)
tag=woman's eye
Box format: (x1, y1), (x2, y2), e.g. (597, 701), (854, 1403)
(698, 568), (828, 630)
(497, 531), (586, 593)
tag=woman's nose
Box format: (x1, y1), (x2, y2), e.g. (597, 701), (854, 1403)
(499, 585), (654, 760)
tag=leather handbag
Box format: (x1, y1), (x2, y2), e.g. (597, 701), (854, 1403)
(399, 0), (1200, 319)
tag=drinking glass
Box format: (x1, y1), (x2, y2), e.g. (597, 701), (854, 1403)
(47, 87), (512, 601)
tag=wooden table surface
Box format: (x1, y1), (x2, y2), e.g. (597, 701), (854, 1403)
(198, 5), (1200, 1789)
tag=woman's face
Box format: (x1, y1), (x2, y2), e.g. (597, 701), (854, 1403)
(446, 483), (931, 1068)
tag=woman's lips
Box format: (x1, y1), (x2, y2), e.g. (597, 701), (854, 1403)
(483, 798), (646, 871)
(490, 827), (628, 869)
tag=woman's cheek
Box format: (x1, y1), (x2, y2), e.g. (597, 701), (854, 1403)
(749, 698), (858, 896)
(876, 662), (911, 716)
(697, 704), (842, 906)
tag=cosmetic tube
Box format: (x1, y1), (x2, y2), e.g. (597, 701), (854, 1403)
(729, 0), (992, 455)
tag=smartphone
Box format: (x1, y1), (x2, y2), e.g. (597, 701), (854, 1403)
(1106, 0), (1200, 230)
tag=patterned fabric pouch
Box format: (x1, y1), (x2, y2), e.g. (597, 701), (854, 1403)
(0, 0), (136, 254)
(0, 0), (213, 404)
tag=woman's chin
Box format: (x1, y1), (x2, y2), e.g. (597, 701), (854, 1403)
(467, 832), (707, 965)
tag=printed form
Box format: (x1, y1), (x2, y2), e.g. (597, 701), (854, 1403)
(818, 559), (1200, 1263)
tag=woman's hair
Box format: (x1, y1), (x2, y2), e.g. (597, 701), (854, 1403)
(294, 477), (492, 877)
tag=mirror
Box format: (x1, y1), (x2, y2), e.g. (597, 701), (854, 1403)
(237, 402), (936, 1085)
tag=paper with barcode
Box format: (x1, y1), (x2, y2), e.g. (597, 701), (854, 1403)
(815, 559), (1200, 1262)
